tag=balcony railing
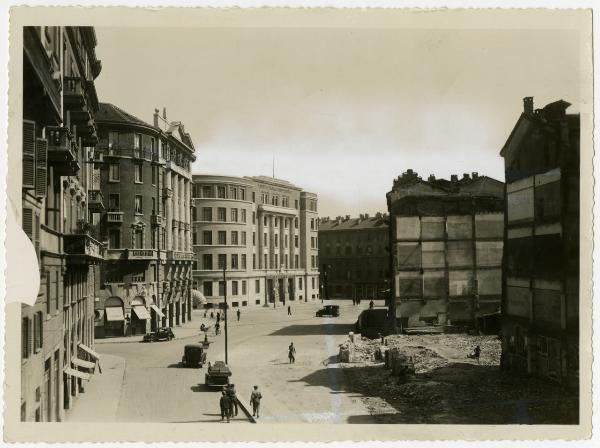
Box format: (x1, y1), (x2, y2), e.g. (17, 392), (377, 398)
(63, 233), (105, 264)
(151, 214), (163, 226)
(63, 76), (86, 109)
(46, 126), (80, 175)
(127, 249), (158, 260)
(166, 250), (195, 261)
(88, 189), (105, 212)
(106, 211), (124, 223)
(103, 147), (155, 161)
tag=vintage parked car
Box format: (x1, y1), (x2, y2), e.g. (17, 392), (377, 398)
(205, 361), (232, 387)
(181, 344), (207, 368)
(142, 327), (175, 342)
(315, 305), (340, 317)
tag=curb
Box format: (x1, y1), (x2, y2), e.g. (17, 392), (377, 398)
(235, 398), (257, 424)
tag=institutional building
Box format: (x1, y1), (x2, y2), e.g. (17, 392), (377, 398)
(93, 104), (196, 337)
(386, 170), (504, 331)
(318, 214), (389, 301)
(191, 175), (320, 307)
(21, 26), (103, 421)
(500, 97), (579, 387)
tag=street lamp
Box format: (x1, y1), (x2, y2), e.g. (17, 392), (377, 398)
(222, 266), (228, 364)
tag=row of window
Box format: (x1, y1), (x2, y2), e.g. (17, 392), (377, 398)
(193, 184), (304, 211)
(108, 227), (187, 251)
(108, 131), (192, 170)
(201, 277), (314, 297)
(108, 163), (161, 185)
(323, 245), (383, 256)
(200, 253), (307, 271)
(194, 230), (247, 246)
(194, 207), (247, 223)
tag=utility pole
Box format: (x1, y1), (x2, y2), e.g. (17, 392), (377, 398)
(223, 266), (228, 364)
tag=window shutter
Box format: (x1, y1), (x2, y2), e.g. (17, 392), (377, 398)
(38, 312), (44, 349)
(34, 213), (40, 259)
(22, 208), (33, 241)
(35, 138), (48, 198)
(22, 120), (36, 190)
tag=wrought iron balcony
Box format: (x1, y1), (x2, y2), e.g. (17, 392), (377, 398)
(63, 76), (86, 109)
(46, 126), (80, 176)
(127, 249), (158, 260)
(63, 232), (105, 265)
(88, 189), (105, 212)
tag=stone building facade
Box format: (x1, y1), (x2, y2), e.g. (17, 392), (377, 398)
(192, 175), (320, 307)
(500, 97), (579, 387)
(93, 104), (196, 337)
(386, 170), (504, 331)
(21, 26), (103, 421)
(318, 214), (389, 301)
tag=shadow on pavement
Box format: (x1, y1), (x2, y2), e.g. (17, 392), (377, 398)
(269, 323), (354, 336)
(292, 361), (579, 424)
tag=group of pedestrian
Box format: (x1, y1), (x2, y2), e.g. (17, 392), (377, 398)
(351, 298), (362, 305)
(219, 384), (263, 422)
(219, 384), (238, 423)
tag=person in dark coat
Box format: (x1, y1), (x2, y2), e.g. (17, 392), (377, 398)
(227, 384), (239, 417)
(237, 309), (241, 321)
(220, 391), (231, 422)
(287, 305), (291, 316)
(288, 342), (296, 364)
(250, 385), (262, 418)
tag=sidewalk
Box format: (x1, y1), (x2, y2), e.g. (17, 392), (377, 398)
(65, 353), (126, 422)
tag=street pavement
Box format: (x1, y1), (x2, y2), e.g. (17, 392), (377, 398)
(66, 299), (381, 423)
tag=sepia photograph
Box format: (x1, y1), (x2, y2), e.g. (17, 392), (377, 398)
(2, 5), (594, 443)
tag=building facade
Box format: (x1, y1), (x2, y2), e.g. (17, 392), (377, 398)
(386, 170), (504, 331)
(21, 26), (103, 422)
(500, 97), (579, 387)
(93, 104), (196, 337)
(318, 214), (389, 301)
(192, 175), (320, 307)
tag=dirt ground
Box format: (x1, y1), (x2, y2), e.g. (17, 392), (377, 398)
(342, 334), (578, 424)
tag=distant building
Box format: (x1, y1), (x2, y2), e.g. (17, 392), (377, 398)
(386, 170), (504, 331)
(191, 175), (320, 307)
(500, 97), (579, 387)
(318, 214), (389, 301)
(21, 26), (103, 421)
(94, 104), (196, 337)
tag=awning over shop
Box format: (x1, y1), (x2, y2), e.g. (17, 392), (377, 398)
(105, 306), (125, 322)
(132, 305), (151, 320)
(150, 304), (165, 318)
(78, 343), (101, 360)
(71, 357), (95, 370)
(64, 367), (91, 381)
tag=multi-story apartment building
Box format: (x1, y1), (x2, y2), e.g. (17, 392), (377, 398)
(192, 175), (320, 307)
(318, 214), (389, 301)
(21, 26), (103, 421)
(500, 97), (579, 387)
(93, 104), (196, 337)
(386, 169), (504, 332)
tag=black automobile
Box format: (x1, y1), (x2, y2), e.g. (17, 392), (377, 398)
(316, 305), (340, 317)
(143, 327), (175, 342)
(182, 343), (207, 368)
(205, 361), (232, 387)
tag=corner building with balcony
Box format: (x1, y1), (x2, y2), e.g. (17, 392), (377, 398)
(21, 26), (104, 422)
(94, 104), (196, 337)
(386, 170), (505, 332)
(500, 98), (579, 386)
(192, 175), (320, 308)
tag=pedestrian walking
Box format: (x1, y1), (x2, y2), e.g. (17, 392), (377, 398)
(369, 300), (374, 309)
(204, 309), (208, 318)
(220, 390), (231, 422)
(210, 311), (214, 319)
(474, 345), (481, 364)
(287, 305), (292, 316)
(216, 312), (221, 323)
(250, 385), (262, 418)
(215, 322), (220, 335)
(227, 384), (239, 417)
(288, 342), (296, 364)
(237, 309), (241, 321)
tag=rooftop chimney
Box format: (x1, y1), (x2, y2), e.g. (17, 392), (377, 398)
(153, 108), (159, 127)
(364, 213), (369, 219)
(472, 172), (479, 179)
(463, 173), (470, 180)
(162, 107), (167, 121)
(523, 97), (534, 115)
(345, 215), (351, 221)
(428, 174), (436, 182)
(451, 174), (458, 182)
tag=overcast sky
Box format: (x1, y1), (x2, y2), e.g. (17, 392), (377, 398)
(94, 25), (581, 218)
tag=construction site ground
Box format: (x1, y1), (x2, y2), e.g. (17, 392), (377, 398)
(342, 334), (578, 424)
